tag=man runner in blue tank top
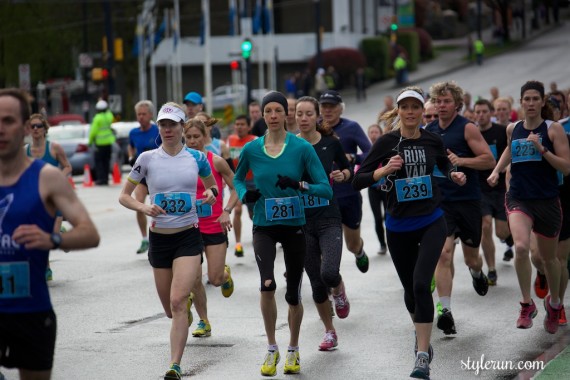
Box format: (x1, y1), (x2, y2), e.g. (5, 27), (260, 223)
(425, 81), (495, 335)
(0, 88), (100, 380)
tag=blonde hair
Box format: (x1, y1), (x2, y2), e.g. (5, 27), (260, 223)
(429, 81), (464, 112)
(196, 111), (220, 127)
(379, 86), (424, 131)
(29, 113), (50, 136)
(184, 117), (208, 135)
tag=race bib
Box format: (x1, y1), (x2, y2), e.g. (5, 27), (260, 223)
(265, 197), (302, 221)
(489, 144), (498, 160)
(0, 262), (31, 299)
(154, 192), (192, 215)
(511, 138), (541, 163)
(196, 199), (212, 218)
(300, 194), (329, 208)
(395, 175), (433, 202)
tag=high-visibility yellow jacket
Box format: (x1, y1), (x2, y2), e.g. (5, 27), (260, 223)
(89, 110), (116, 146)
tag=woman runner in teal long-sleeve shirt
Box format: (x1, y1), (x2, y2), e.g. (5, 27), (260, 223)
(233, 91), (332, 377)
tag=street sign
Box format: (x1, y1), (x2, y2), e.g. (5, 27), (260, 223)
(18, 64), (30, 91)
(108, 94), (122, 114)
(79, 53), (93, 68)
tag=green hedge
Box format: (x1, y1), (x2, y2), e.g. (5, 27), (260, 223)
(397, 30), (420, 71)
(360, 36), (391, 81)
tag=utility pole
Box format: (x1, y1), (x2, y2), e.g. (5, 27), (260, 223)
(314, 0), (323, 70)
(103, 0), (115, 95)
(82, 0), (89, 121)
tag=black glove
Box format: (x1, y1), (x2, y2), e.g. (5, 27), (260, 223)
(275, 175), (300, 190)
(242, 189), (262, 204)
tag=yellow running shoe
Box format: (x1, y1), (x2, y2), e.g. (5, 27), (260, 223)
(164, 362), (181, 380)
(187, 293), (194, 327)
(192, 319), (212, 337)
(260, 350), (280, 377)
(283, 350), (300, 374)
(221, 265), (234, 298)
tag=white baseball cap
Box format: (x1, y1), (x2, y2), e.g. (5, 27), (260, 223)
(396, 90), (425, 105)
(157, 104), (186, 123)
(95, 100), (108, 110)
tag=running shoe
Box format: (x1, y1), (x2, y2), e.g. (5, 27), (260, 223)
(436, 308), (457, 335)
(410, 352), (430, 379)
(430, 276), (436, 294)
(260, 350), (280, 377)
(164, 363), (181, 380)
(378, 244), (387, 255)
(534, 271), (549, 299)
(192, 319), (212, 337)
(332, 289), (350, 319)
(136, 239), (149, 254)
(560, 305), (567, 326)
(487, 270), (498, 286)
(45, 267), (53, 282)
(283, 350), (301, 374)
(516, 301), (537, 329)
(355, 251), (369, 273)
(187, 293), (194, 327)
(319, 330), (338, 351)
(544, 295), (561, 334)
(414, 334), (434, 363)
(235, 243), (244, 257)
(472, 271), (489, 296)
(221, 265), (234, 298)
(503, 247), (513, 261)
(436, 301), (443, 317)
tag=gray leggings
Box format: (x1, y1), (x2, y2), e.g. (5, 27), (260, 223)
(304, 217), (343, 303)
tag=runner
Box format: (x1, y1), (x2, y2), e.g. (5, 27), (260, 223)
(226, 115), (257, 257)
(0, 88), (99, 380)
(119, 102), (219, 379)
(128, 100), (161, 254)
(488, 80), (570, 334)
(233, 91), (332, 376)
(366, 123), (388, 254)
(25, 113), (72, 280)
(183, 118), (239, 338)
(425, 81), (495, 336)
(195, 112), (230, 160)
(353, 87), (466, 379)
(296, 96), (351, 351)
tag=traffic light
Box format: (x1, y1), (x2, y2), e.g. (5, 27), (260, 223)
(241, 38), (252, 60)
(92, 68), (103, 81)
(230, 60), (240, 71)
(390, 23), (398, 32)
(102, 68), (109, 80)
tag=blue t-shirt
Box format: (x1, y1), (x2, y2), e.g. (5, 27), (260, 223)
(234, 133), (332, 226)
(129, 123), (161, 159)
(0, 160), (55, 313)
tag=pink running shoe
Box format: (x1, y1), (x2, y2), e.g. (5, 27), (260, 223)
(318, 330), (338, 351)
(333, 290), (350, 319)
(544, 295), (561, 334)
(516, 301), (537, 329)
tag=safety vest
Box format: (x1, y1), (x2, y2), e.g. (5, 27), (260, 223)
(89, 110), (116, 146)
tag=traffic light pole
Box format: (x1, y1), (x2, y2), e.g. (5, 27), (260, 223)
(245, 57), (252, 106)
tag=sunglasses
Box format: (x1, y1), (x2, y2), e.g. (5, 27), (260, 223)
(31, 123), (45, 129)
(424, 114), (438, 119)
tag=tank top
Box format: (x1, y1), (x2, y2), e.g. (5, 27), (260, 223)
(196, 151), (224, 234)
(426, 114), (480, 201)
(509, 120), (558, 200)
(0, 160), (55, 313)
(26, 140), (59, 167)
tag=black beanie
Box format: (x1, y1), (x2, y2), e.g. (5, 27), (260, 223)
(261, 91), (288, 116)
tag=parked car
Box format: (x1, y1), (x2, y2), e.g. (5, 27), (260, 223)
(47, 113), (86, 126)
(111, 121), (140, 164)
(211, 84), (268, 110)
(47, 124), (121, 177)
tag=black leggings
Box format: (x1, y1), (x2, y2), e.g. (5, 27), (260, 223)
(252, 225), (306, 305)
(304, 217), (343, 303)
(387, 216), (446, 323)
(368, 187), (387, 246)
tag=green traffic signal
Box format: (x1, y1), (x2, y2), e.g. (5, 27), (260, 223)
(390, 23), (398, 32)
(241, 39), (252, 59)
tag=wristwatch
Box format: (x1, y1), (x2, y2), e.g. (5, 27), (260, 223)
(223, 207), (232, 214)
(50, 233), (62, 250)
(299, 181), (310, 191)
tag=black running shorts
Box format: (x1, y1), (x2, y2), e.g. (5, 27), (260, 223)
(481, 189), (507, 221)
(0, 310), (57, 371)
(149, 226), (204, 268)
(505, 192), (561, 238)
(441, 200), (482, 247)
(201, 232), (228, 247)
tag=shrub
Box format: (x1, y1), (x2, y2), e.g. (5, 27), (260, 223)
(402, 27), (433, 60)
(359, 36), (391, 81)
(308, 48), (367, 89)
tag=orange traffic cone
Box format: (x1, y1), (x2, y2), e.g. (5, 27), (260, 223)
(83, 164), (93, 187)
(67, 176), (76, 190)
(112, 162), (122, 185)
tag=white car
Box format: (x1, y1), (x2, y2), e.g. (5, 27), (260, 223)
(211, 84), (268, 110)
